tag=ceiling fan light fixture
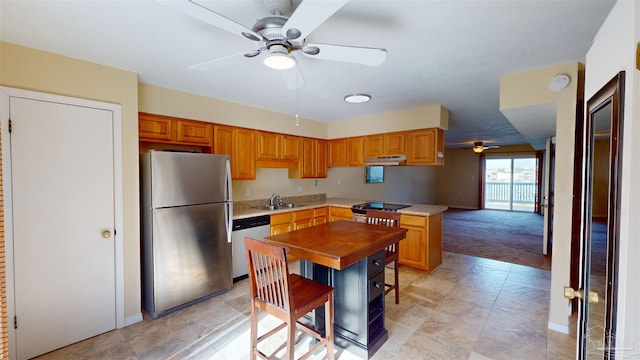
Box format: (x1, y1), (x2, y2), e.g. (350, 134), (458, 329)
(472, 146), (485, 154)
(344, 93), (371, 103)
(264, 45), (296, 70)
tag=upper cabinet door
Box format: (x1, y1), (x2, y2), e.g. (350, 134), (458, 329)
(384, 132), (406, 155)
(347, 137), (364, 166)
(328, 138), (348, 167)
(364, 134), (384, 157)
(176, 120), (213, 146)
(139, 113), (174, 142)
(406, 128), (444, 166)
(281, 135), (300, 160)
(256, 131), (280, 160)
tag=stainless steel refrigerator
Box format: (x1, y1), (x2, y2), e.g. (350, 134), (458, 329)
(141, 150), (233, 318)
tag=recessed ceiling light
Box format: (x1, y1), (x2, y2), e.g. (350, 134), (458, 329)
(344, 93), (371, 103)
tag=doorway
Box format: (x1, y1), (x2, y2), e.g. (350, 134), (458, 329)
(483, 156), (538, 212)
(0, 87), (125, 359)
(573, 72), (624, 359)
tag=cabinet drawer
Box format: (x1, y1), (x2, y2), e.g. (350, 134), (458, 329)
(271, 212), (292, 225)
(400, 213), (426, 227)
(368, 293), (384, 320)
(367, 250), (385, 276)
(293, 209), (313, 221)
(368, 271), (385, 300)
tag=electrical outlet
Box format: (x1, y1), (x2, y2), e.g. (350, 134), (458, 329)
(245, 188), (250, 197)
(337, 179), (342, 185)
(297, 185), (302, 193)
(314, 179), (318, 187)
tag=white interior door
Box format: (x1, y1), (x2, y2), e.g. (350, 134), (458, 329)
(10, 96), (116, 359)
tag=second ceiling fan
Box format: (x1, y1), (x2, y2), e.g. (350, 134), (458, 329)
(157, 0), (388, 89)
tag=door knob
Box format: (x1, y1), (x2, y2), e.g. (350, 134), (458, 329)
(101, 230), (111, 239)
(563, 286), (599, 304)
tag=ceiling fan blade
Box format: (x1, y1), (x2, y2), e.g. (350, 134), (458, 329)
(155, 0), (263, 42)
(303, 43), (387, 66)
(282, 0), (349, 44)
(188, 50), (259, 71)
(280, 62), (307, 91)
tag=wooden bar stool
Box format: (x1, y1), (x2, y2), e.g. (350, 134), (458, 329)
(244, 237), (334, 360)
(365, 209), (401, 304)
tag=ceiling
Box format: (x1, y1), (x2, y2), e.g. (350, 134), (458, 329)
(0, 0), (615, 148)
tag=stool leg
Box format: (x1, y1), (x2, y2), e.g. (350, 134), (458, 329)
(325, 294), (334, 360)
(249, 307), (258, 360)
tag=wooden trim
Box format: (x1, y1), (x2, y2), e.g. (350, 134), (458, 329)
(535, 151), (543, 214)
(0, 129), (7, 357)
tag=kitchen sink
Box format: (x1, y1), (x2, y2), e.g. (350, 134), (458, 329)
(251, 203), (301, 211)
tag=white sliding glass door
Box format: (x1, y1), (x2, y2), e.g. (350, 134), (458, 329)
(484, 157), (538, 212)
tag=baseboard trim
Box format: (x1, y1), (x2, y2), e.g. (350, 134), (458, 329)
(444, 205), (480, 210)
(123, 313), (143, 327)
(548, 321), (569, 334)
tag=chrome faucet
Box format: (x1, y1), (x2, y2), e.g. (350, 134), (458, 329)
(269, 193), (280, 207)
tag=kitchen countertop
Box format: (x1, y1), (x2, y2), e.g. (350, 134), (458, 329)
(233, 197), (448, 220)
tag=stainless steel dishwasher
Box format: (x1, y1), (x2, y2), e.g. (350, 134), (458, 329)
(231, 215), (271, 281)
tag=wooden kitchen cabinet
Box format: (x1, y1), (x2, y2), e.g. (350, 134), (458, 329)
(328, 138), (348, 167)
(329, 206), (353, 222)
(384, 131), (406, 155)
(270, 212), (293, 235)
(398, 212), (443, 271)
(290, 138), (327, 178)
(214, 125), (256, 180)
(312, 207), (328, 225)
(347, 136), (364, 166)
(139, 112), (173, 142)
(255, 131), (300, 168)
(255, 131), (280, 160)
(406, 128), (444, 166)
(293, 209), (313, 230)
(363, 134), (384, 157)
(139, 112), (213, 151)
(176, 119), (212, 145)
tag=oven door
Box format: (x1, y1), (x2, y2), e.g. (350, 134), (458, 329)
(352, 212), (367, 223)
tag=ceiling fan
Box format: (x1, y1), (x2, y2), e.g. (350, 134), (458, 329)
(472, 141), (500, 154)
(157, 0), (388, 90)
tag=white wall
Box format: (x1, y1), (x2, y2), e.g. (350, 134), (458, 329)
(585, 0), (640, 355)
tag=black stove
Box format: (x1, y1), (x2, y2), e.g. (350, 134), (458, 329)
(351, 202), (411, 214)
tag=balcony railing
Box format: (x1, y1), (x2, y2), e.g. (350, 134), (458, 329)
(485, 182), (537, 211)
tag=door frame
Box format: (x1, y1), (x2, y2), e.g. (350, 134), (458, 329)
(577, 71), (624, 359)
(0, 86), (125, 358)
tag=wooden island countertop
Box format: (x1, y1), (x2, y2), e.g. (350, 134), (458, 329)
(263, 220), (407, 270)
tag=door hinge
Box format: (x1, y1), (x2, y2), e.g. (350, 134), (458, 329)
(8, 119), (12, 133)
(14, 315), (17, 329)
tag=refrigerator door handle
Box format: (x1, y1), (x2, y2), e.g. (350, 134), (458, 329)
(226, 202), (233, 243)
(225, 159), (232, 202)
(225, 158), (233, 243)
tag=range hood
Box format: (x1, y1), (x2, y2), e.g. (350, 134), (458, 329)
(364, 154), (407, 166)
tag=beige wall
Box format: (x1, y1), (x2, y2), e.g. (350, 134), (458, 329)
(0, 41), (141, 322)
(585, 0), (640, 352)
(500, 62), (581, 332)
(437, 145), (537, 209)
(327, 104), (449, 139)
(139, 83), (328, 138)
(437, 148), (480, 208)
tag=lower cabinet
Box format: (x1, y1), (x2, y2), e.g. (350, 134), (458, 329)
(329, 206), (353, 222)
(270, 212), (292, 235)
(299, 250), (387, 358)
(398, 212), (443, 271)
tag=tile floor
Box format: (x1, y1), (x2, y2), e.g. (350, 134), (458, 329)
(36, 252), (576, 360)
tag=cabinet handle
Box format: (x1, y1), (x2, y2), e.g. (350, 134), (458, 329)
(373, 259), (382, 266)
(374, 281), (382, 289)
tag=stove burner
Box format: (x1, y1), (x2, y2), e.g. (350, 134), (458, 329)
(351, 202), (410, 214)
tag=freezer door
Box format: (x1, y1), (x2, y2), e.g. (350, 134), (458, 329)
(146, 151), (230, 208)
(145, 203), (232, 317)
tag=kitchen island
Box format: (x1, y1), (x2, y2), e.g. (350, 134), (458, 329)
(234, 197), (447, 272)
(264, 220), (408, 358)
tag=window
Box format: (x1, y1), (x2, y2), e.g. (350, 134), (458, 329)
(484, 157), (538, 212)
